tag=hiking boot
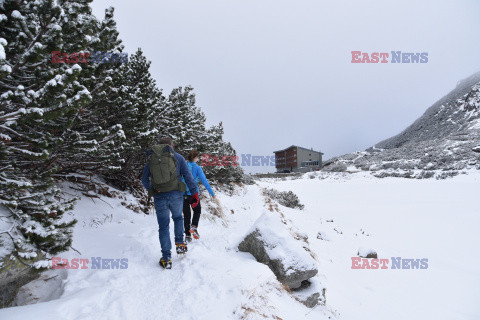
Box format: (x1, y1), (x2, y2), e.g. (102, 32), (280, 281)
(159, 257), (172, 269)
(185, 235), (193, 242)
(190, 226), (200, 240)
(175, 242), (188, 255)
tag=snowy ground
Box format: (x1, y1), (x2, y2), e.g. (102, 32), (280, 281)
(1, 171), (479, 319)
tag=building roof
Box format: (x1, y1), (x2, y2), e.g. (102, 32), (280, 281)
(273, 145), (324, 155)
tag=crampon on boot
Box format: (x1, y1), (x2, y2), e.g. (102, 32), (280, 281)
(159, 257), (172, 269)
(190, 226), (200, 240)
(185, 235), (193, 242)
(175, 242), (188, 255)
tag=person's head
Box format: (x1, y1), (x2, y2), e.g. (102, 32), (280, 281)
(187, 150), (199, 163)
(159, 136), (173, 147)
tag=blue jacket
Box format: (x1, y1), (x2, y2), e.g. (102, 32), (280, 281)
(183, 161), (215, 197)
(142, 146), (198, 197)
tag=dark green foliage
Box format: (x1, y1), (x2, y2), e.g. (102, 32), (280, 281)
(263, 188), (305, 210)
(0, 0), (91, 259)
(103, 49), (165, 193)
(164, 88), (244, 184)
(0, 0), (242, 263)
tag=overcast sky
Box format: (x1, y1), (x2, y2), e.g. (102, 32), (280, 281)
(91, 0), (480, 173)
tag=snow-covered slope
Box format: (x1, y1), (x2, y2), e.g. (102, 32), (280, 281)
(258, 171), (480, 320)
(377, 71), (480, 149)
(1, 171), (479, 319)
(0, 184), (333, 320)
(323, 72), (480, 177)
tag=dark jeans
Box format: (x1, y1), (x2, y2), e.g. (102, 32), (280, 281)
(183, 195), (201, 235)
(154, 192), (184, 259)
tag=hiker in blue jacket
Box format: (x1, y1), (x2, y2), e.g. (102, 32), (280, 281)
(142, 137), (199, 269)
(183, 150), (215, 241)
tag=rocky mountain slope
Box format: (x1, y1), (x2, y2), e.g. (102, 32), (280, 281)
(323, 72), (480, 178)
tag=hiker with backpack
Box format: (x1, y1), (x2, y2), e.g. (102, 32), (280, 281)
(183, 150), (215, 242)
(142, 137), (199, 269)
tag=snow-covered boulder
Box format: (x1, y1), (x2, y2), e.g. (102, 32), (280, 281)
(473, 146), (480, 153)
(238, 213), (318, 289)
(357, 247), (377, 258)
(13, 269), (67, 306)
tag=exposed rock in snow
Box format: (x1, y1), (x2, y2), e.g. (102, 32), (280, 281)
(238, 213), (318, 289)
(473, 146), (480, 153)
(13, 269), (67, 306)
(0, 253), (45, 307)
(357, 247), (377, 259)
(316, 231), (331, 241)
(291, 277), (326, 308)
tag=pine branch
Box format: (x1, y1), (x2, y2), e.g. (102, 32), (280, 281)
(69, 246), (82, 255)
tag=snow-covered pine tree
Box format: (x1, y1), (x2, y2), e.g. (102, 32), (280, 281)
(201, 122), (244, 184)
(164, 86), (207, 155)
(52, 6), (127, 178)
(160, 86), (243, 183)
(0, 0), (244, 262)
(0, 0), (95, 259)
(104, 48), (166, 193)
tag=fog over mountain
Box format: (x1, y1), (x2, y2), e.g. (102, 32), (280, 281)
(323, 71), (480, 179)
